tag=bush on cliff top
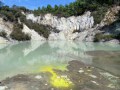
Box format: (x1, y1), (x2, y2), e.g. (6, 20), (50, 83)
(33, 0), (120, 24)
(0, 5), (30, 22)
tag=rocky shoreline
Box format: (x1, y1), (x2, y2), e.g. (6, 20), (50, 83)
(0, 60), (120, 90)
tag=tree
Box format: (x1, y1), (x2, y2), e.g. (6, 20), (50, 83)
(33, 0), (120, 17)
(38, 7), (41, 11)
(46, 4), (53, 12)
(54, 5), (59, 14)
(41, 6), (46, 13)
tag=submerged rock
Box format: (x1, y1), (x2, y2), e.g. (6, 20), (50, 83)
(86, 50), (120, 76)
(105, 39), (120, 44)
(35, 75), (42, 79)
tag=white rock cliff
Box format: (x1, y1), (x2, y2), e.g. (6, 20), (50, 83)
(0, 18), (13, 43)
(26, 11), (94, 40)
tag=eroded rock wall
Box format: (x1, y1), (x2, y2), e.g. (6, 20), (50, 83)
(26, 11), (94, 40)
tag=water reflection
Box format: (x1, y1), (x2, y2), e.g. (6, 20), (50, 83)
(0, 41), (120, 80)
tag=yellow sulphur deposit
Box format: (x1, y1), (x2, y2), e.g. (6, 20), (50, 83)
(42, 66), (73, 88)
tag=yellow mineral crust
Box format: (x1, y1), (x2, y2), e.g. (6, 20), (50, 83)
(41, 66), (73, 88)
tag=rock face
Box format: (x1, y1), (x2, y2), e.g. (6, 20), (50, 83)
(26, 11), (94, 41)
(0, 18), (13, 41)
(22, 24), (46, 41)
(26, 11), (94, 31)
(0, 18), (13, 35)
(74, 28), (101, 42)
(0, 37), (8, 43)
(0, 18), (46, 41)
(100, 6), (120, 27)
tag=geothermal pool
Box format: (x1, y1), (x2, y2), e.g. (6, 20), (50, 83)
(0, 41), (120, 90)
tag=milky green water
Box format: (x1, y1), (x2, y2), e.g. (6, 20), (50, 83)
(0, 41), (120, 80)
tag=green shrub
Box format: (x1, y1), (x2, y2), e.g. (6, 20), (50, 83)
(94, 33), (116, 42)
(91, 6), (108, 25)
(0, 31), (7, 38)
(115, 34), (120, 40)
(19, 15), (26, 22)
(10, 23), (31, 41)
(0, 5), (28, 22)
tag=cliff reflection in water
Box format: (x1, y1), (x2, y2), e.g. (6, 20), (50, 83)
(0, 41), (120, 80)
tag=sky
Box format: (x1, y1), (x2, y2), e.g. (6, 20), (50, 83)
(1, 0), (75, 10)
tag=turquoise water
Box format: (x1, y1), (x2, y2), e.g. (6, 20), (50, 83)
(0, 41), (120, 80)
